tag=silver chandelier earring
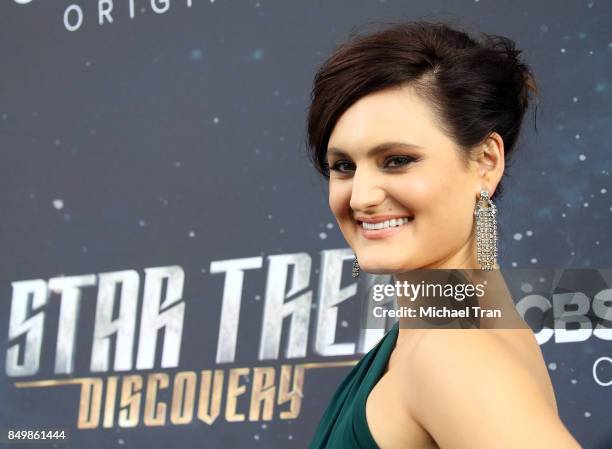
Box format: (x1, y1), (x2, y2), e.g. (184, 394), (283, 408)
(352, 255), (360, 278)
(474, 188), (498, 271)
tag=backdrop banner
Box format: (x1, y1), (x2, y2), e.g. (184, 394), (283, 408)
(1, 1), (611, 448)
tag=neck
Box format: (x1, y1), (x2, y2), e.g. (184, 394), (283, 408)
(389, 266), (528, 351)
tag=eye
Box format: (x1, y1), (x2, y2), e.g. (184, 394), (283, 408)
(328, 160), (355, 173)
(385, 155), (415, 168)
(327, 155), (416, 174)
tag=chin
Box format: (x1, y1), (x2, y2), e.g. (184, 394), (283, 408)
(356, 257), (406, 275)
(360, 267), (399, 275)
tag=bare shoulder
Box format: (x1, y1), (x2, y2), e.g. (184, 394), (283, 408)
(395, 329), (583, 449)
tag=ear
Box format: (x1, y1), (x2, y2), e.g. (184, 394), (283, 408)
(475, 132), (505, 197)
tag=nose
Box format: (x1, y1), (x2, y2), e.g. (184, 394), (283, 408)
(349, 166), (386, 212)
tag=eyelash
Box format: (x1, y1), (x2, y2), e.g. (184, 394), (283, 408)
(327, 156), (416, 173)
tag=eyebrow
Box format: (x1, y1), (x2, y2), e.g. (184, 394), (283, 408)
(327, 141), (424, 159)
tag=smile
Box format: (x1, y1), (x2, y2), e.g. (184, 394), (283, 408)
(356, 216), (414, 239)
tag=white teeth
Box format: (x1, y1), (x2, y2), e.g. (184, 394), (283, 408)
(361, 217), (411, 230)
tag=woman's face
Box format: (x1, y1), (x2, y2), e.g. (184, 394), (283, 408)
(327, 84), (503, 273)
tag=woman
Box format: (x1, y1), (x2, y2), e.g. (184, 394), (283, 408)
(305, 20), (583, 449)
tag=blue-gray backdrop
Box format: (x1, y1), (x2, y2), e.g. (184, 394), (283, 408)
(1, 1), (611, 448)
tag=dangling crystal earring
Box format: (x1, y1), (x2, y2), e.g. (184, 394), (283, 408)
(352, 256), (360, 278)
(474, 189), (498, 271)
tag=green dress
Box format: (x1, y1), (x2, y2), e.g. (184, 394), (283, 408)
(307, 321), (400, 449)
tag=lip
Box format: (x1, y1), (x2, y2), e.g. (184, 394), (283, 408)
(357, 216), (414, 240)
(355, 214), (414, 223)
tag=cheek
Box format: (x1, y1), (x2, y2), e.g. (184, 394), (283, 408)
(393, 171), (473, 223)
(389, 173), (445, 212)
(328, 182), (350, 218)
(417, 175), (475, 231)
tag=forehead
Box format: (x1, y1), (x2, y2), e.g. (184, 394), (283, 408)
(327, 85), (448, 153)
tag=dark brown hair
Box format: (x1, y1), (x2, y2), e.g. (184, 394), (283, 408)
(304, 20), (540, 201)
